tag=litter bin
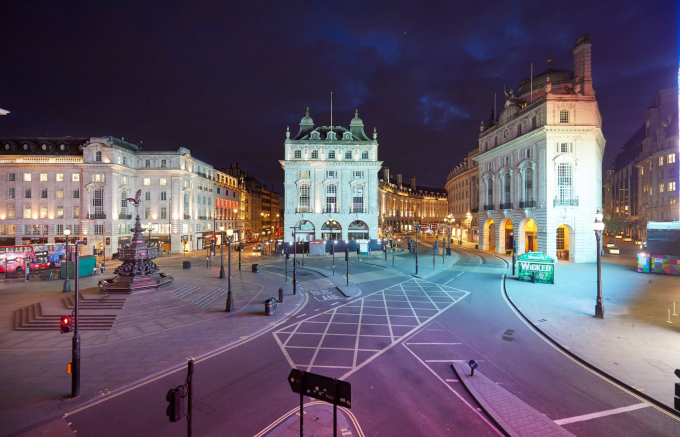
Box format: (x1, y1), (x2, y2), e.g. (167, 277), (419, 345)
(183, 261), (191, 269)
(264, 298), (277, 316)
(252, 264), (259, 273)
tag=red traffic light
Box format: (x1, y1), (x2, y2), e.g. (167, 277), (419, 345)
(60, 316), (72, 334)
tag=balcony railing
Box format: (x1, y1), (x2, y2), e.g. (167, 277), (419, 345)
(553, 197), (579, 207)
(87, 213), (106, 220)
(198, 215), (208, 220)
(350, 206), (367, 213)
(323, 206), (338, 213)
(295, 207), (312, 213)
(470, 208), (479, 213)
(118, 213), (132, 220)
(500, 202), (514, 210)
(483, 204), (495, 211)
(183, 214), (192, 220)
(519, 200), (536, 208)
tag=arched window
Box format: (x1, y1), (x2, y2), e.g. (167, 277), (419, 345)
(352, 185), (364, 213)
(325, 184), (337, 213)
(559, 110), (569, 123)
(557, 163), (572, 204)
(348, 220), (369, 240)
(321, 220), (342, 240)
(298, 184), (310, 213)
(487, 180), (493, 207)
(95, 151), (102, 162)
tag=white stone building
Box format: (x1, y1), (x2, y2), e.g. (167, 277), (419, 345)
(0, 136), (241, 256)
(445, 146), (481, 242)
(475, 34), (605, 262)
(281, 109), (382, 242)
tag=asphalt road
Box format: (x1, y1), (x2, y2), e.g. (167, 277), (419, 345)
(60, 241), (680, 437)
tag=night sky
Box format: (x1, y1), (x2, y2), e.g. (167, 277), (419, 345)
(1, 1), (677, 193)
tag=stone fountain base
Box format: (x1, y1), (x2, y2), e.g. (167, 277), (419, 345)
(99, 272), (174, 294)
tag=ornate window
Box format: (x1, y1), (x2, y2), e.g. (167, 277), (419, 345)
(345, 150), (352, 159)
(517, 124), (522, 136)
(294, 150), (302, 159)
(95, 151), (102, 162)
(525, 169), (534, 202)
(325, 184), (337, 213)
(531, 116), (537, 129)
(298, 184), (310, 213)
(328, 150), (336, 159)
(93, 189), (104, 215)
(311, 150), (319, 159)
(559, 110), (569, 123)
(487, 180), (493, 205)
(504, 174), (511, 203)
(557, 163), (572, 202)
(352, 185), (364, 213)
(348, 220), (369, 240)
(361, 151), (369, 159)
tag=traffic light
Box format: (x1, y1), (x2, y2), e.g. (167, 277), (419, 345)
(166, 387), (183, 422)
(344, 249), (349, 261)
(60, 316), (72, 334)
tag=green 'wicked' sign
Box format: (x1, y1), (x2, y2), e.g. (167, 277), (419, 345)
(517, 252), (555, 284)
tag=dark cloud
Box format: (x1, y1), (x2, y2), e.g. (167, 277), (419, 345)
(0, 0), (676, 191)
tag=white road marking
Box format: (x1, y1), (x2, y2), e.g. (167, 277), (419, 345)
(405, 343), (461, 345)
(424, 359), (483, 363)
(295, 314), (307, 318)
(331, 302), (340, 305)
(554, 403), (650, 425)
(403, 344), (504, 436)
(445, 379), (459, 382)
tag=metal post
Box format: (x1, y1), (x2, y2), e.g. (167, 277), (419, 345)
(63, 235), (71, 292)
(299, 371), (305, 437)
(187, 359), (194, 437)
(293, 234), (297, 296)
(392, 241), (395, 267)
(238, 243), (241, 271)
(512, 239), (517, 276)
(285, 248), (288, 282)
(346, 249), (349, 287)
(332, 243), (335, 276)
(71, 242), (82, 398)
(595, 231), (604, 318)
(333, 378), (338, 437)
(415, 228), (419, 275)
(219, 230), (225, 279)
(226, 237), (234, 312)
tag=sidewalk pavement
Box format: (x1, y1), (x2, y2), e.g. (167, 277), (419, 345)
(0, 258), (307, 437)
(503, 241), (680, 409)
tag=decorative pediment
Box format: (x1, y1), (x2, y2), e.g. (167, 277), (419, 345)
(85, 182), (105, 192)
(342, 131), (353, 140)
(326, 130), (337, 141)
(310, 131), (321, 140)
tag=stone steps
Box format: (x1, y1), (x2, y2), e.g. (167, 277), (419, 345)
(14, 302), (117, 331)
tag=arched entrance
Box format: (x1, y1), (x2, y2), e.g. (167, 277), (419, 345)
(524, 219), (537, 252)
(295, 220), (315, 241)
(348, 220), (369, 240)
(556, 224), (574, 260)
(484, 218), (495, 251)
(321, 220), (342, 240)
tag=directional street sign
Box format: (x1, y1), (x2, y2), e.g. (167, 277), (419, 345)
(288, 369), (352, 408)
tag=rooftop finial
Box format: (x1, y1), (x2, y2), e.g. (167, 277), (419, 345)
(306, 107), (309, 117)
(286, 126), (290, 139)
(355, 108), (359, 118)
(373, 127), (377, 140)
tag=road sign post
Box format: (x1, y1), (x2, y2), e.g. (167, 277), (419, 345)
(288, 369), (351, 437)
(345, 249), (349, 286)
(469, 359), (478, 376)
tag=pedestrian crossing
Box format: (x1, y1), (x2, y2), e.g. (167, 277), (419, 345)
(171, 284), (201, 299)
(193, 287), (229, 309)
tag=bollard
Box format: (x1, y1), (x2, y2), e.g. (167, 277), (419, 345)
(673, 302), (678, 317)
(667, 309), (673, 324)
(278, 287), (284, 303)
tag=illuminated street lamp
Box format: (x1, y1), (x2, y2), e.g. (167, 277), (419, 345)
(592, 209), (605, 319)
(444, 214), (455, 255)
(63, 228), (71, 292)
(219, 225), (226, 279)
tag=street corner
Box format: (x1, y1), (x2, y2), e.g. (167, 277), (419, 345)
(255, 402), (362, 437)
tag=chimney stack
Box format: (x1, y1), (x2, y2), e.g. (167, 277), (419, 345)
(572, 33), (594, 96)
(397, 172), (402, 188)
(384, 167), (390, 183)
(411, 176), (416, 191)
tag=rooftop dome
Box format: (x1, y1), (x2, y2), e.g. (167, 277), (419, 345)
(349, 108), (363, 127)
(518, 58), (573, 97)
(300, 107), (314, 126)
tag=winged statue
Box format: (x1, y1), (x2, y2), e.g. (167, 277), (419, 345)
(126, 189), (142, 207)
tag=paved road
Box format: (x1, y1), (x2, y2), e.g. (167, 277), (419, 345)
(52, 243), (680, 436)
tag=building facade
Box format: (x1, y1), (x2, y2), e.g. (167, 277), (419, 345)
(281, 109), (381, 242)
(475, 34), (605, 262)
(636, 89), (679, 231)
(0, 136), (241, 256)
(445, 146), (480, 242)
(378, 168), (447, 235)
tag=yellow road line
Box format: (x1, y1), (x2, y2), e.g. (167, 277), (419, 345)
(254, 401), (364, 437)
(65, 293), (309, 417)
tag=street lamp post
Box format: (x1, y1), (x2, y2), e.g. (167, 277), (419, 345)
(593, 209), (605, 319)
(147, 222), (156, 247)
(225, 228), (235, 312)
(63, 229), (71, 292)
(415, 222), (420, 275)
(219, 226), (226, 279)
(444, 214), (454, 255)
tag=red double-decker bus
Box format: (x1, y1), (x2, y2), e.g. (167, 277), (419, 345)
(0, 245), (33, 273)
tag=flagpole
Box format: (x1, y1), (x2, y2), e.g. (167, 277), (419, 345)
(530, 63), (533, 103)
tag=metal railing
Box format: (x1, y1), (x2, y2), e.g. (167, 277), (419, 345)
(519, 200), (536, 208)
(350, 206), (367, 213)
(183, 214), (192, 220)
(87, 213), (106, 220)
(483, 204), (495, 211)
(553, 197), (579, 207)
(322, 206), (338, 213)
(500, 202), (514, 210)
(197, 215), (208, 220)
(470, 208), (479, 213)
(295, 207), (311, 213)
(118, 213), (132, 220)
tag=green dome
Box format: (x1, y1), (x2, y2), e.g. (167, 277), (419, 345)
(518, 59), (573, 96)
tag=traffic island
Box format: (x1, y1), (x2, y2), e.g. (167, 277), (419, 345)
(259, 403), (353, 437)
